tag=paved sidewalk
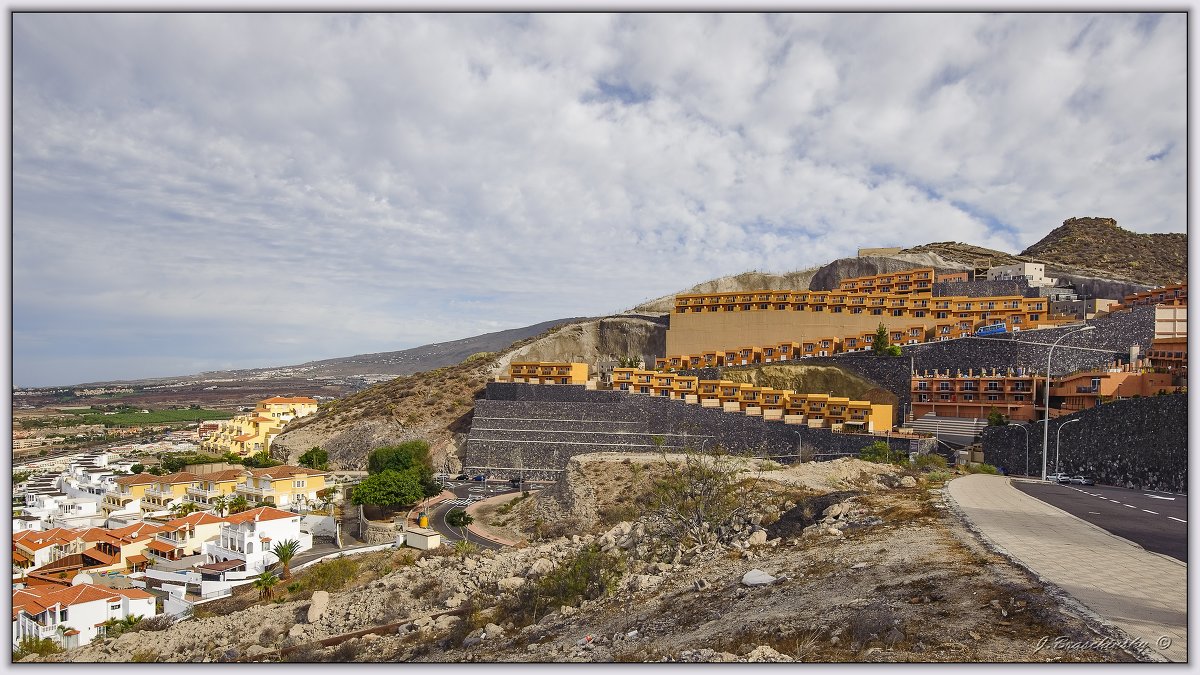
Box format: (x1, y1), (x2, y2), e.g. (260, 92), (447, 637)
(947, 474), (1187, 662)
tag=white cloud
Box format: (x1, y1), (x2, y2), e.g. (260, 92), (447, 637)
(12, 13), (1185, 386)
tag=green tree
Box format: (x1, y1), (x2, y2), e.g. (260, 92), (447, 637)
(446, 509), (474, 528)
(298, 447), (329, 470)
(986, 408), (1007, 426)
(129, 464), (145, 474)
(211, 495), (229, 517)
(169, 501), (199, 518)
(352, 470), (425, 507)
(147, 466), (165, 476)
(366, 441), (439, 498)
(872, 322), (890, 355)
(648, 450), (752, 547)
(859, 440), (901, 463)
(616, 355), (643, 368)
(271, 539), (302, 580)
(253, 571), (279, 601)
(228, 495), (250, 514)
(885, 344), (903, 357)
(12, 471), (31, 485)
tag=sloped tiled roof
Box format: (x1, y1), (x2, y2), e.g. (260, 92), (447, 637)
(260, 396), (317, 405)
(115, 473), (158, 486)
(82, 546), (117, 564)
(223, 506), (297, 525)
(162, 511), (227, 531)
(107, 522), (166, 542)
(234, 434), (256, 442)
(201, 469), (248, 482)
(249, 465), (326, 479)
(153, 472), (201, 484)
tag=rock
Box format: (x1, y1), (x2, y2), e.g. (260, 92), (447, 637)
(559, 605), (577, 617)
(746, 530), (768, 547)
(529, 558), (554, 576)
(825, 527), (843, 537)
(630, 574), (664, 592)
(851, 562), (870, 570)
(900, 476), (918, 488)
(288, 624), (306, 639)
(414, 616), (433, 627)
(484, 622), (504, 638)
(307, 591), (330, 623)
(462, 635), (483, 649)
(244, 645), (272, 659)
(462, 558), (478, 571)
(745, 645), (794, 662)
(829, 636), (841, 646)
(693, 578), (709, 591)
(435, 615), (460, 630)
(498, 577), (525, 591)
(741, 569), (777, 586)
(883, 628), (905, 645)
(654, 562), (672, 573)
(445, 594), (465, 609)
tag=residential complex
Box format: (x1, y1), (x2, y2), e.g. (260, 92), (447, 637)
(911, 369), (1039, 422)
(665, 267), (1078, 356)
(498, 362), (590, 384)
(200, 396), (318, 457)
(13, 583), (156, 650)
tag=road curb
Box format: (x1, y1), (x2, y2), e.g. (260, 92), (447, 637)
(463, 491), (526, 547)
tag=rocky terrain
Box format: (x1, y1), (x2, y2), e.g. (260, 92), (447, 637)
(1020, 217), (1186, 287)
(40, 454), (1145, 663)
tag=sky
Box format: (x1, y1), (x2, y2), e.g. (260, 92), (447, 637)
(12, 13), (1187, 387)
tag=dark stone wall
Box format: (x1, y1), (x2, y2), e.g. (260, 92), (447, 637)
(981, 394), (1187, 492)
(466, 384), (933, 479)
(484, 382), (623, 402)
(933, 279), (1026, 298)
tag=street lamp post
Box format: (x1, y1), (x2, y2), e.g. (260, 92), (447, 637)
(1041, 325), (1095, 480)
(1055, 417), (1081, 476)
(1006, 423), (1029, 476)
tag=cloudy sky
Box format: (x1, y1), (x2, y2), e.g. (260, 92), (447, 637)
(13, 13), (1186, 387)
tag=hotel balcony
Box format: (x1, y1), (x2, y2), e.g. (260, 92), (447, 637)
(187, 486), (222, 499)
(237, 484), (275, 498)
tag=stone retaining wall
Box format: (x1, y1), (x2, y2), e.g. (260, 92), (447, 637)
(980, 394), (1186, 492)
(465, 385), (933, 478)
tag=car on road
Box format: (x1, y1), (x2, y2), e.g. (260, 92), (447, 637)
(1048, 473), (1072, 483)
(471, 475), (486, 482)
(455, 474), (468, 481)
(1070, 475), (1095, 485)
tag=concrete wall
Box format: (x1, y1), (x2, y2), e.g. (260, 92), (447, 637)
(980, 394), (1186, 492)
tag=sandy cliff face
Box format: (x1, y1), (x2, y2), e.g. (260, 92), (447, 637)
(493, 317), (667, 376)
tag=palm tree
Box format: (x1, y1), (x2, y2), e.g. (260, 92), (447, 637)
(211, 495), (228, 517)
(253, 571), (278, 601)
(228, 495), (250, 514)
(169, 501), (198, 518)
(271, 539), (301, 580)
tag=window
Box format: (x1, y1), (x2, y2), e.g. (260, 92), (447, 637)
(293, 480), (306, 488)
(939, 382), (951, 391)
(940, 394), (950, 401)
(110, 603), (121, 611)
(987, 394), (999, 401)
(60, 608), (68, 622)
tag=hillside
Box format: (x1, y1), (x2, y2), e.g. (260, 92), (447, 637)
(1020, 217), (1186, 287)
(630, 268), (824, 314)
(41, 456), (1141, 664)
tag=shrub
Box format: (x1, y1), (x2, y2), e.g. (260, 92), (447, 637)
(913, 454), (948, 471)
(926, 470), (953, 483)
(13, 637), (62, 659)
(127, 613), (176, 632)
(859, 441), (902, 464)
(446, 509), (473, 528)
(297, 557), (360, 593)
(966, 463), (1000, 475)
(503, 544), (624, 627)
(646, 451), (752, 547)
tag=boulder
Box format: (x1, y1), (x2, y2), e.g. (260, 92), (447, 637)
(899, 476), (918, 488)
(244, 644), (272, 659)
(745, 645), (794, 662)
(746, 530), (768, 547)
(484, 622), (505, 638)
(528, 558), (554, 577)
(498, 577), (525, 591)
(306, 591), (330, 623)
(741, 569), (777, 586)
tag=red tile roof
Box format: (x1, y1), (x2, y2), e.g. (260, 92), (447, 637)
(107, 522), (166, 541)
(199, 469), (248, 482)
(223, 506), (297, 525)
(249, 465), (326, 479)
(260, 397), (317, 405)
(234, 434), (256, 442)
(81, 547), (117, 565)
(146, 539), (178, 554)
(12, 584), (152, 616)
(125, 554), (149, 565)
(153, 472), (201, 484)
(115, 473), (158, 486)
(162, 511), (228, 531)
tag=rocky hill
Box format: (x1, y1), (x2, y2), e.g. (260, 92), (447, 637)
(40, 456), (1143, 663)
(1020, 217), (1186, 287)
(631, 268), (824, 314)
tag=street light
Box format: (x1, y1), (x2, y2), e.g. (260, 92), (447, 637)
(1041, 325), (1095, 480)
(1006, 423), (1030, 476)
(1055, 417), (1081, 476)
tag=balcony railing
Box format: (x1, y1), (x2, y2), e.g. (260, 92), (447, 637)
(186, 486), (221, 498)
(1076, 386), (1100, 393)
(237, 484), (275, 497)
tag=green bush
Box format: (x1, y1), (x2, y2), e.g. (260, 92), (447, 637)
(13, 637), (62, 659)
(503, 544), (624, 627)
(297, 557), (360, 592)
(446, 509), (473, 527)
(926, 470), (953, 483)
(913, 454), (948, 471)
(966, 463), (1000, 475)
(859, 441), (903, 464)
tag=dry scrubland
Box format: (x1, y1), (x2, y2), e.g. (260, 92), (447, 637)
(39, 455), (1143, 663)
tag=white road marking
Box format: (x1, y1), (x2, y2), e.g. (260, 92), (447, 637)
(1142, 510), (1159, 515)
(1088, 512), (1101, 515)
(1145, 494), (1176, 501)
(1123, 504), (1136, 509)
(1168, 517), (1187, 524)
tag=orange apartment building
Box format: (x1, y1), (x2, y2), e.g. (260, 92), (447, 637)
(911, 368), (1039, 421)
(1112, 283), (1187, 311)
(501, 362), (590, 384)
(1048, 365), (1180, 413)
(666, 267), (1075, 359)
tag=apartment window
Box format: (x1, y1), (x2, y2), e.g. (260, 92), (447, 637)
(293, 480), (306, 488)
(938, 382), (951, 391)
(917, 382), (928, 390)
(987, 394), (999, 401)
(963, 395), (974, 401)
(987, 382), (1000, 391)
(60, 608), (68, 622)
(619, 383), (628, 391)
(1014, 395), (1025, 402)
(110, 603), (121, 611)
(939, 394), (951, 401)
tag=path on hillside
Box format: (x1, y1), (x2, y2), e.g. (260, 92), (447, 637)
(947, 474), (1186, 662)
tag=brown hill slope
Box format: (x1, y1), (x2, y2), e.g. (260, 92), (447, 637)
(1020, 217), (1186, 287)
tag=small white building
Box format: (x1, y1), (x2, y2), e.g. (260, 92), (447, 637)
(986, 262), (1057, 287)
(403, 527), (442, 551)
(12, 581), (157, 650)
(201, 506), (312, 574)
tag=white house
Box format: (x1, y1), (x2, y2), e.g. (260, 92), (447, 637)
(986, 262), (1057, 287)
(201, 506), (312, 574)
(12, 582), (157, 650)
(145, 511), (228, 564)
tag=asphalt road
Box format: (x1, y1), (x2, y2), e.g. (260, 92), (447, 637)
(425, 480), (529, 550)
(1011, 480), (1188, 562)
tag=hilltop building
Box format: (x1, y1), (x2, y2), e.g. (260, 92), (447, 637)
(200, 396), (318, 457)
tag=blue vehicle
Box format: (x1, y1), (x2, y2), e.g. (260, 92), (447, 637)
(975, 324), (1008, 336)
(472, 474), (486, 482)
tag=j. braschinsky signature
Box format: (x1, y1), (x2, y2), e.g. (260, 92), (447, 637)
(1034, 635), (1172, 652)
